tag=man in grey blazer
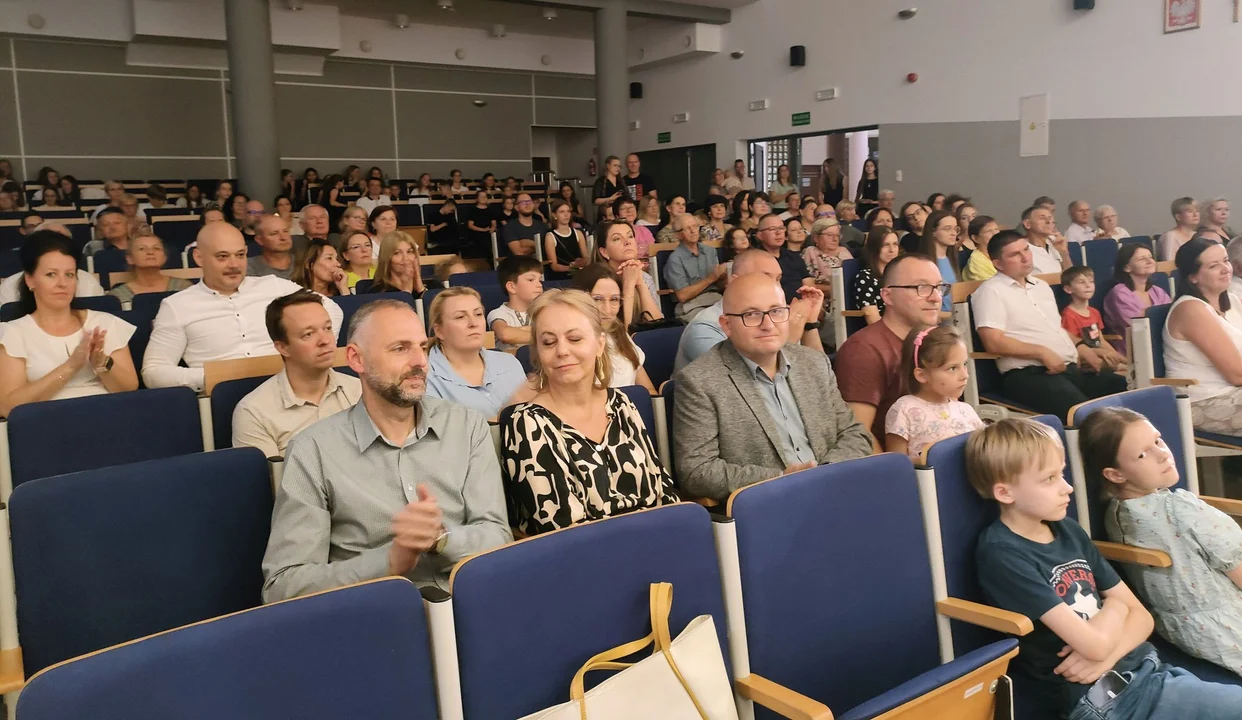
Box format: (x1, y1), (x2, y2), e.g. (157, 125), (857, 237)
(673, 273), (872, 502)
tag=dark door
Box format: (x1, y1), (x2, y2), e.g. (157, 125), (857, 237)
(636, 143), (716, 207)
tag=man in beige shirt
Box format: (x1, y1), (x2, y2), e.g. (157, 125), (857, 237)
(232, 290), (361, 458)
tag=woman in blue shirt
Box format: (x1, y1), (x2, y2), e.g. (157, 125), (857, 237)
(424, 287), (530, 420)
(919, 210), (961, 312)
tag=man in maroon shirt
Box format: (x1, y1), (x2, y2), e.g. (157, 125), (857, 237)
(834, 253), (945, 441)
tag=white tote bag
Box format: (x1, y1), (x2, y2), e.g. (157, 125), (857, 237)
(520, 582), (739, 720)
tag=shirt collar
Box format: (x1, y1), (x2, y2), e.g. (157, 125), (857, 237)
(999, 273), (1036, 288)
(197, 276), (255, 298)
(349, 397), (438, 452)
(428, 345), (494, 388)
(275, 367), (346, 409)
(739, 350), (790, 381)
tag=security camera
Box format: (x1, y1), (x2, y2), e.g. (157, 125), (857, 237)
(898, 8), (918, 19)
(730, 50), (745, 59)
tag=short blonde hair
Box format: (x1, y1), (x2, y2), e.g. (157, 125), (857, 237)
(836, 199), (856, 214)
(527, 289), (612, 390)
(426, 286), (482, 350)
(964, 418), (1063, 499)
(374, 230), (417, 286)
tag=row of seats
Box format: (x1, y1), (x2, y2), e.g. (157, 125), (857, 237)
(14, 385), (1236, 718)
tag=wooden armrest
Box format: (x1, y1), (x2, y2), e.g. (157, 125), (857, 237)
(1151, 377), (1198, 386)
(736, 674), (834, 720)
(841, 310), (866, 317)
(970, 352), (1002, 360)
(0, 647), (24, 693)
(1094, 540), (1172, 568)
(936, 597), (1033, 636)
(1103, 334), (1122, 341)
(1201, 495), (1242, 516)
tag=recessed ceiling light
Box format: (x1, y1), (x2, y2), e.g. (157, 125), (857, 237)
(542, 7), (557, 20)
(437, 0), (455, 11)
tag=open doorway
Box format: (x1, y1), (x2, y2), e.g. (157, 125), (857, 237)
(748, 126), (878, 207)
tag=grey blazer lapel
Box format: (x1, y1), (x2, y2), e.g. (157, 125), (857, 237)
(721, 344), (785, 456)
(785, 345), (831, 456)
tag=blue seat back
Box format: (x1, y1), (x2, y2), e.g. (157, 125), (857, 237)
(728, 454), (940, 713)
(449, 503), (728, 719)
(618, 385), (656, 436)
(966, 294), (1020, 408)
(515, 344), (532, 373)
(662, 380), (677, 472)
(1083, 240), (1119, 283)
(0, 294), (123, 322)
(10, 448), (273, 676)
(353, 279), (374, 294)
(393, 203), (423, 226)
(332, 291), (416, 345)
(0, 249), (19, 277)
(450, 271), (499, 288)
(152, 218), (200, 249)
(927, 414), (1072, 658)
(16, 578), (436, 720)
(1146, 302), (1173, 378)
(130, 290), (177, 320)
(1069, 386), (1189, 540)
(7, 387), (203, 488)
(125, 293), (174, 388)
(1121, 235), (1153, 249)
(1067, 243), (1084, 267)
(632, 325), (685, 389)
(92, 248), (130, 288)
(211, 376), (271, 450)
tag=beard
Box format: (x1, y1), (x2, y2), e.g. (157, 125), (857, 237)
(365, 366), (426, 408)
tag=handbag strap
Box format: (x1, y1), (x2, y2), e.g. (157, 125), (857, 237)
(569, 583), (709, 720)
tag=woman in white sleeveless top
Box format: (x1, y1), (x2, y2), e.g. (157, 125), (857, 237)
(1164, 238), (1242, 433)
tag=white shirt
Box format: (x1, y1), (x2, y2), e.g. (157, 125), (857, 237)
(1163, 294), (1242, 403)
(1065, 223), (1095, 245)
(354, 195), (391, 216)
(973, 273), (1078, 373)
(0, 310), (135, 401)
(141, 276), (344, 392)
(486, 303), (527, 353)
(0, 270), (104, 306)
(1100, 227), (1130, 241)
(1028, 239), (1064, 276)
(607, 336), (646, 388)
(231, 368), (361, 458)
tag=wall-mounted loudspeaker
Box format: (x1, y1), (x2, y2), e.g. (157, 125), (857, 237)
(630, 82), (643, 99)
(1073, 0), (1094, 9)
(790, 45), (806, 67)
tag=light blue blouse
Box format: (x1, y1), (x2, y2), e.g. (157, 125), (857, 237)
(424, 346), (528, 419)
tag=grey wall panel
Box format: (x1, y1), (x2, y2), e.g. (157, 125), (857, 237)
(399, 160), (531, 180)
(13, 39), (218, 77)
(393, 65), (532, 95)
(277, 60), (389, 89)
(534, 98), (595, 128)
(275, 84), (395, 160)
(25, 157), (230, 181)
(0, 69), (19, 158)
(881, 117), (1242, 240)
(280, 159), (399, 179)
(396, 93), (531, 160)
(534, 74), (594, 99)
(18, 73), (226, 157)
(553, 127), (597, 180)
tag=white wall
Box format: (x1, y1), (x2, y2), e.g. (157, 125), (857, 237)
(531, 127), (558, 171)
(628, 0), (1242, 165)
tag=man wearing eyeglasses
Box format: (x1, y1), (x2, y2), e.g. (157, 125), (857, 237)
(673, 273), (870, 502)
(756, 214), (812, 305)
(974, 229), (1126, 420)
(500, 192), (547, 258)
(835, 253), (947, 441)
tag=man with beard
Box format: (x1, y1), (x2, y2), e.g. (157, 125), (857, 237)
(261, 299), (511, 600)
(500, 192), (548, 257)
(142, 222), (342, 390)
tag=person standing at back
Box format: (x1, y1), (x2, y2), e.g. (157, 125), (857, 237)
(622, 153), (658, 201)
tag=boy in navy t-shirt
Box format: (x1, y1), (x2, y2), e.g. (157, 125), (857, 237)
(967, 419), (1242, 719)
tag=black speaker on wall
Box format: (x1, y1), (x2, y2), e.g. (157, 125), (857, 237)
(1073, 0), (1094, 9)
(790, 45), (806, 67)
(630, 82), (643, 99)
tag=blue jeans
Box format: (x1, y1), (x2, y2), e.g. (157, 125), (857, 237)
(1068, 652), (1242, 719)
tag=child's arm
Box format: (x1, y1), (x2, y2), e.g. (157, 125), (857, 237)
(1039, 594), (1132, 664)
(491, 319), (531, 347)
(884, 434), (909, 457)
(1050, 582), (1154, 684)
(1174, 492), (1242, 591)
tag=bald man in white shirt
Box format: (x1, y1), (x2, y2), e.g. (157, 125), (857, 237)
(142, 223), (343, 391)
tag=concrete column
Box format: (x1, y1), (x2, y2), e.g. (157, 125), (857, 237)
(224, 0), (280, 205)
(594, 0), (628, 163)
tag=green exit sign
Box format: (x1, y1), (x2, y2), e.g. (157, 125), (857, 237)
(792, 111), (811, 127)
(657, 131), (671, 144)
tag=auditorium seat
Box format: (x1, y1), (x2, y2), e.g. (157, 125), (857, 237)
(5, 387), (203, 490)
(9, 448), (272, 678)
(447, 270), (498, 288)
(210, 376), (270, 450)
(331, 291), (417, 345)
(724, 453), (1019, 719)
(15, 578), (438, 720)
(0, 294), (121, 322)
(632, 325), (684, 389)
(515, 344), (532, 373)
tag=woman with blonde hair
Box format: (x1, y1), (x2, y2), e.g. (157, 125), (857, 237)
(367, 231), (425, 297)
(500, 288), (676, 536)
(570, 263), (657, 393)
(424, 286), (528, 418)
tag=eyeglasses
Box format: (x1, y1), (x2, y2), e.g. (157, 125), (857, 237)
(591, 294), (623, 305)
(903, 213), (920, 221)
(815, 211), (836, 218)
(518, 200), (534, 206)
(725, 306), (791, 327)
(887, 283), (951, 298)
(759, 226), (785, 234)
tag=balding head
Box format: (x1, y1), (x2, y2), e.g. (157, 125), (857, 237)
(720, 273), (790, 363)
(194, 222), (247, 294)
(731, 247), (781, 280)
(346, 300), (429, 410)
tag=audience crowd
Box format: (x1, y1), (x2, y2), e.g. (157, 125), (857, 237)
(3, 158), (1242, 718)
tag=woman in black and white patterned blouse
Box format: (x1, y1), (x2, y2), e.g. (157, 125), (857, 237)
(500, 288), (677, 536)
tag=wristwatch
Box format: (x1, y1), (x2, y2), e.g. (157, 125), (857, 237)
(430, 529), (450, 555)
(803, 321), (822, 331)
(94, 356), (114, 375)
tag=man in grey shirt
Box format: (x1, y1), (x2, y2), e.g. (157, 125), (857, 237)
(247, 214), (296, 280)
(262, 298), (512, 601)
